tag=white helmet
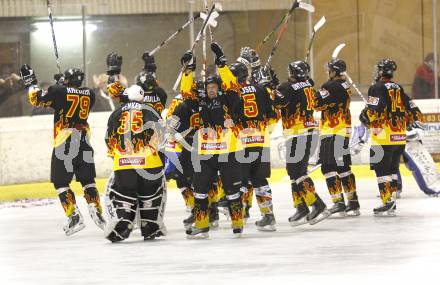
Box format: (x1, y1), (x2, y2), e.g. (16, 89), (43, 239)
(123, 85), (144, 102)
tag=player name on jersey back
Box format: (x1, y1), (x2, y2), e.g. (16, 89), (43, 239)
(291, 81), (312, 91)
(67, 87), (91, 96)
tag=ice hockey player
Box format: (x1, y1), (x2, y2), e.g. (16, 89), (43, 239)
(222, 58), (278, 231)
(272, 60), (330, 226)
(359, 59), (424, 216)
(314, 59), (360, 217)
(20, 65), (106, 236)
(106, 52), (167, 115)
(104, 84), (166, 242)
(181, 48), (244, 238)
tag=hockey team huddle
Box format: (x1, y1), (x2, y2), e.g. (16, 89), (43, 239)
(19, 6), (426, 242)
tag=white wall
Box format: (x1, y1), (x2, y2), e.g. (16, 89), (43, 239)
(0, 100), (439, 185)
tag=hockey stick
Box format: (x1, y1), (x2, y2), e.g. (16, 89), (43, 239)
(46, 0), (61, 74)
(331, 43), (367, 103)
(256, 0), (315, 52)
(173, 4), (217, 91)
(265, 1), (315, 67)
(304, 16), (326, 63)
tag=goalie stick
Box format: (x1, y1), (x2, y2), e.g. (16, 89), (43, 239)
(46, 0), (61, 74)
(256, 0), (315, 52)
(173, 3), (218, 91)
(304, 16), (326, 63)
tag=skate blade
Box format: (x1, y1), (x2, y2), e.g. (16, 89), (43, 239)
(328, 211), (347, 218)
(308, 210), (331, 225)
(186, 232), (209, 239)
(346, 209), (361, 217)
(257, 224), (276, 232)
(374, 211), (396, 217)
(289, 218), (309, 227)
(183, 223), (194, 230)
(233, 232), (243, 238)
(64, 223), (86, 236)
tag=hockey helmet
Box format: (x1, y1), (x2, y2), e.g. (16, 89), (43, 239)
(136, 71), (157, 93)
(230, 62), (249, 84)
(64, 68), (84, 87)
(375, 59), (397, 80)
(288, 60), (310, 81)
(327, 58), (346, 75)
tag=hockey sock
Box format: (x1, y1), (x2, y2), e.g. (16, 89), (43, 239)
(83, 183), (102, 214)
(180, 187), (195, 210)
(391, 174), (399, 196)
(193, 193), (209, 229)
(324, 172), (344, 203)
(57, 187), (77, 217)
(339, 171), (357, 201)
(377, 175), (393, 204)
(208, 183), (219, 205)
(227, 192), (243, 229)
(246, 182), (254, 209)
(255, 184), (273, 214)
(297, 175), (317, 207)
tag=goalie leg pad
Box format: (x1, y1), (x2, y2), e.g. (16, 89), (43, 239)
(138, 177), (166, 239)
(104, 188), (137, 242)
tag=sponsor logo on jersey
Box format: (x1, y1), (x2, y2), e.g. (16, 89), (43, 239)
(67, 87), (90, 95)
(319, 88), (330, 98)
(304, 121), (319, 127)
(201, 142), (227, 150)
(291, 81), (312, 91)
(390, 134), (406, 142)
(367, 96), (380, 106)
(241, 136), (265, 144)
(118, 157), (146, 166)
(341, 82), (350, 89)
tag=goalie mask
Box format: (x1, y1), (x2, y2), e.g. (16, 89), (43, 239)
(374, 59), (397, 82)
(64, 68), (84, 87)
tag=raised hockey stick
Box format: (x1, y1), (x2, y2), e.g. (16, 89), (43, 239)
(173, 3), (218, 91)
(46, 0), (61, 74)
(304, 16), (326, 63)
(331, 43), (367, 103)
(265, 1), (315, 67)
(256, 0), (315, 52)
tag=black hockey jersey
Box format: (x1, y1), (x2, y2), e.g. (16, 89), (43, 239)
(106, 101), (163, 171)
(365, 80), (423, 145)
(273, 79), (319, 136)
(28, 85), (95, 147)
(314, 79), (352, 137)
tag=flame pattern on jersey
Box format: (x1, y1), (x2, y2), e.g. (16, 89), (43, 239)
(365, 81), (424, 145)
(273, 80), (319, 136)
(314, 79), (352, 137)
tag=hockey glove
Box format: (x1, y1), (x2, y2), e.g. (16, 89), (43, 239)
(359, 108), (370, 127)
(210, 42), (227, 67)
(20, 64), (37, 87)
(181, 51), (196, 71)
(142, 51), (157, 73)
(106, 52), (123, 76)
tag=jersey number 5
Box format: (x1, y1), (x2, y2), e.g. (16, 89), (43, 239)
(117, 111), (144, 134)
(243, 93), (258, 118)
(67, 95), (90, 119)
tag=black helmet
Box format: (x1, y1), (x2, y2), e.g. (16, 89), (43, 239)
(327, 58), (346, 75)
(193, 79), (206, 99)
(376, 59), (397, 80)
(237, 47), (261, 69)
(230, 62), (248, 83)
(64, 68), (84, 87)
(288, 60), (310, 81)
(136, 71), (157, 93)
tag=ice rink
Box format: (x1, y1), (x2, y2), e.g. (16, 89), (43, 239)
(1, 176), (439, 284)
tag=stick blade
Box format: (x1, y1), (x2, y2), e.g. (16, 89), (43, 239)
(214, 2), (223, 12)
(332, 43), (346, 59)
(298, 2), (315, 13)
(313, 16), (326, 32)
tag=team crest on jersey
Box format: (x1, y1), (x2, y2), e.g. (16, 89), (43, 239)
(319, 88), (330, 98)
(367, 96), (379, 106)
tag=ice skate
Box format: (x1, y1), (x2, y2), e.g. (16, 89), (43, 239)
(63, 206), (86, 236)
(307, 196), (331, 225)
(288, 203), (310, 227)
(255, 214), (276, 231)
(232, 227), (243, 238)
(183, 212), (195, 229)
(87, 204), (106, 230)
(186, 227), (209, 239)
(345, 200), (361, 216)
(328, 202), (347, 217)
(373, 201), (396, 217)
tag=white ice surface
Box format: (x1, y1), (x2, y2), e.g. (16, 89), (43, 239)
(1, 177), (439, 285)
